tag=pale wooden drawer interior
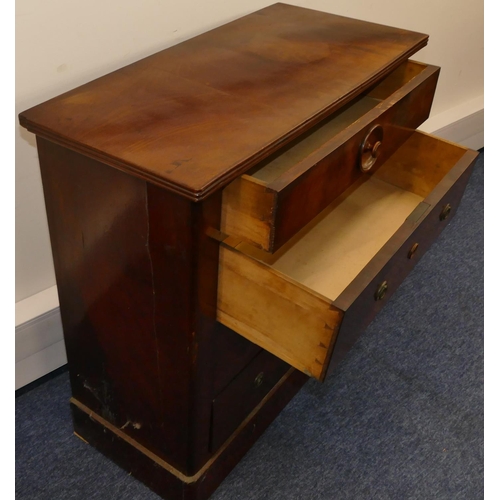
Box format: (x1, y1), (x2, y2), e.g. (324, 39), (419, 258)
(217, 132), (475, 380)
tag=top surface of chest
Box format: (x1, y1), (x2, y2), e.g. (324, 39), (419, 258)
(19, 3), (427, 200)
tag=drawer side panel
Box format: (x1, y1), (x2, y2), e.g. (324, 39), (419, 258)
(221, 176), (276, 251)
(217, 245), (343, 380)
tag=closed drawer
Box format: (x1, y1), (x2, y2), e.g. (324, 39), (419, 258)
(216, 131), (478, 381)
(221, 61), (440, 253)
(211, 323), (262, 396)
(210, 349), (290, 452)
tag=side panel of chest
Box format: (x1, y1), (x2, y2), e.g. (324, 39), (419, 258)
(37, 137), (295, 477)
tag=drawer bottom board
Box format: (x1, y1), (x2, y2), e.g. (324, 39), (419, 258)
(268, 176), (423, 300)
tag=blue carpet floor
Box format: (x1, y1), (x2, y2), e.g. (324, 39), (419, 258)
(16, 153), (484, 500)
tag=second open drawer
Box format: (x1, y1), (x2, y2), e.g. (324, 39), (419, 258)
(216, 131), (478, 381)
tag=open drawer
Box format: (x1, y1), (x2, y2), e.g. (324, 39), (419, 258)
(221, 61), (440, 253)
(216, 132), (478, 381)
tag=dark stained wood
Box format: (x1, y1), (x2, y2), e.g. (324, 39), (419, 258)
(272, 65), (439, 251)
(37, 137), (173, 462)
(37, 135), (294, 478)
(19, 6), (479, 499)
(36, 137), (217, 474)
(192, 369), (308, 500)
(221, 61), (439, 252)
(212, 323), (262, 397)
(145, 184), (222, 474)
(71, 400), (185, 500)
(211, 350), (289, 451)
(19, 4), (428, 201)
(327, 137), (479, 374)
(71, 368), (308, 500)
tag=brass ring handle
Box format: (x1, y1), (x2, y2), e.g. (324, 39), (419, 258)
(374, 281), (388, 301)
(408, 243), (419, 259)
(371, 140), (382, 158)
(359, 125), (384, 172)
(440, 204), (452, 221)
(254, 372), (264, 388)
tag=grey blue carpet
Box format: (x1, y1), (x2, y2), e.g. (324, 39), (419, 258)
(16, 152), (484, 500)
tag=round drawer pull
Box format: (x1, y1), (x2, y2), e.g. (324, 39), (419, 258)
(374, 281), (388, 301)
(440, 203), (452, 221)
(360, 124), (384, 172)
(254, 372), (265, 388)
(408, 242), (419, 259)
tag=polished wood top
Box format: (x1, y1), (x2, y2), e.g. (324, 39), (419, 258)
(19, 3), (428, 200)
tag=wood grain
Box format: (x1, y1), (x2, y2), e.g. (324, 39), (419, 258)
(250, 97), (381, 183)
(220, 61), (439, 252)
(71, 368), (308, 500)
(217, 244), (343, 380)
(367, 60), (427, 99)
(329, 142), (478, 374)
(217, 131), (478, 381)
(221, 175), (276, 251)
(268, 177), (423, 299)
(210, 349), (289, 451)
(36, 137), (173, 464)
(372, 131), (469, 197)
(211, 323), (262, 397)
(19, 4), (428, 200)
(23, 7), (480, 499)
(37, 136), (284, 475)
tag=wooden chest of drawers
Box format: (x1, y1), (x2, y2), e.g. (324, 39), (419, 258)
(19, 4), (478, 499)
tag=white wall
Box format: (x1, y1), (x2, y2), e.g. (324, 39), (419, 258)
(16, 0), (483, 303)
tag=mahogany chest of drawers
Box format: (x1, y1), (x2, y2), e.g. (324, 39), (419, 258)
(19, 4), (478, 499)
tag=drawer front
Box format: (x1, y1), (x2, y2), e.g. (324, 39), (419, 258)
(217, 132), (478, 382)
(221, 61), (440, 253)
(212, 322), (262, 397)
(329, 147), (478, 374)
(210, 349), (290, 452)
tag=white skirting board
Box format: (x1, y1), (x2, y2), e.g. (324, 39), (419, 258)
(15, 286), (66, 390)
(418, 95), (484, 151)
(14, 97), (484, 390)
